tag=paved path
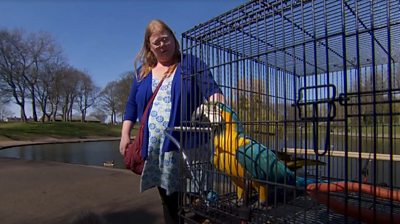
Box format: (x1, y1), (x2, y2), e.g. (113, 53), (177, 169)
(0, 158), (164, 224)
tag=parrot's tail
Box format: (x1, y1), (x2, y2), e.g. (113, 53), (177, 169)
(295, 176), (325, 187)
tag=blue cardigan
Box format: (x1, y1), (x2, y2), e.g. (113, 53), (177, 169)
(123, 55), (222, 160)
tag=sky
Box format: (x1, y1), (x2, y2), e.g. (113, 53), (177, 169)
(0, 0), (246, 89)
(0, 0), (246, 116)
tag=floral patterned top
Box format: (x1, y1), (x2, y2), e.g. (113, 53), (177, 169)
(140, 73), (180, 195)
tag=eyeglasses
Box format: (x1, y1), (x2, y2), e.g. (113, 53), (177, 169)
(151, 36), (171, 48)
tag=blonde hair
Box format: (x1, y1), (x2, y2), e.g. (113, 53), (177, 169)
(134, 19), (181, 81)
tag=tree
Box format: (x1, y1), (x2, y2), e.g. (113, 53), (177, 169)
(394, 63), (400, 124)
(0, 29), (30, 121)
(57, 67), (81, 121)
(35, 60), (66, 122)
(348, 66), (387, 125)
(115, 71), (134, 120)
(98, 72), (134, 124)
(24, 32), (62, 122)
(99, 81), (119, 124)
(234, 78), (283, 137)
(76, 71), (100, 122)
(0, 94), (12, 121)
(89, 109), (108, 123)
(0, 29), (66, 122)
(0, 76), (11, 105)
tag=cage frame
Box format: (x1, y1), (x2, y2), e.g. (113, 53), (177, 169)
(172, 0), (400, 223)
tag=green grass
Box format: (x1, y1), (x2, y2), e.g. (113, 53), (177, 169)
(0, 122), (127, 141)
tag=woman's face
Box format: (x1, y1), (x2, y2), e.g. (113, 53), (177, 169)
(149, 30), (176, 65)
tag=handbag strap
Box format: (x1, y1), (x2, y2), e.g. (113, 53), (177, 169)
(140, 76), (166, 126)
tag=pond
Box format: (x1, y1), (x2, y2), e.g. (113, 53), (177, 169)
(0, 141), (125, 169)
(0, 134), (399, 186)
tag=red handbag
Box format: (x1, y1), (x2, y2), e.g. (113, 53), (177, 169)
(124, 125), (145, 175)
(124, 77), (165, 175)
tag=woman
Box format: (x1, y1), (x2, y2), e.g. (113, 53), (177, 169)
(119, 19), (224, 224)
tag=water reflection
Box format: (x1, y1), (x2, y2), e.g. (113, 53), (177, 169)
(258, 133), (400, 186)
(0, 141), (125, 169)
(1, 135), (399, 186)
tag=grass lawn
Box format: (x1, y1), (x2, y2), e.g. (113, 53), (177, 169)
(0, 122), (133, 141)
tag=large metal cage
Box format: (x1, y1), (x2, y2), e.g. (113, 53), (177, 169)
(174, 0), (400, 223)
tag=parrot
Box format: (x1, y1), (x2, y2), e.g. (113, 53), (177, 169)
(192, 101), (324, 204)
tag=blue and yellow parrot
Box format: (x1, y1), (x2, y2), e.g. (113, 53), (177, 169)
(193, 102), (323, 204)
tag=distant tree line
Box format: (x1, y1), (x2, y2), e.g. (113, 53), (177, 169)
(230, 64), (400, 140)
(0, 28), (133, 124)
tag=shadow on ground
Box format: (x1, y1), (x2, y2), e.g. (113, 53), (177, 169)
(103, 208), (161, 224)
(63, 208), (163, 224)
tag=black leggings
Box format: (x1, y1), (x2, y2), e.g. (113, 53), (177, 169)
(157, 187), (183, 224)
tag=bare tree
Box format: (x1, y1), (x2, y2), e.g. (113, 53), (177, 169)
(99, 81), (119, 124)
(0, 94), (12, 121)
(24, 32), (62, 121)
(0, 29), (66, 122)
(0, 76), (12, 105)
(115, 71), (134, 120)
(89, 109), (108, 123)
(35, 60), (66, 122)
(0, 29), (30, 121)
(57, 67), (81, 121)
(76, 71), (100, 122)
(98, 72), (134, 124)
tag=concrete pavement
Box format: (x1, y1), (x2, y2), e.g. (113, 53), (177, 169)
(0, 157), (164, 224)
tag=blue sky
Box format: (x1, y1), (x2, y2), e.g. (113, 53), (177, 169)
(0, 0), (246, 88)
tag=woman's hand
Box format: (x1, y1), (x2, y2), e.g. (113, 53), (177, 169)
(119, 120), (133, 155)
(209, 93), (225, 103)
(119, 134), (131, 156)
